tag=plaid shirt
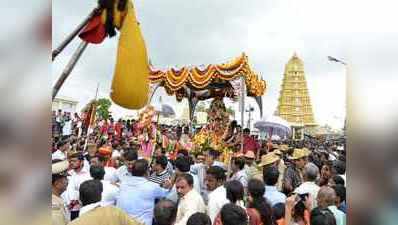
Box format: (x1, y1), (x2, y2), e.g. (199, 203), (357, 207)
(283, 164), (303, 191)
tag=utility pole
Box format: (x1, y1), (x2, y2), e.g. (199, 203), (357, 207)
(246, 104), (254, 129)
(327, 56), (348, 137)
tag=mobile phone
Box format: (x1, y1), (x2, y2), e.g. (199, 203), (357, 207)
(298, 193), (309, 201)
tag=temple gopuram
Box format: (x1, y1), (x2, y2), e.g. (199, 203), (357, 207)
(275, 53), (316, 140)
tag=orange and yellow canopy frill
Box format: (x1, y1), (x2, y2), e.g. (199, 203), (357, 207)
(149, 53), (266, 97)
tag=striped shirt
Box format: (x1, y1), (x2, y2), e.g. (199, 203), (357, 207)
(166, 161), (174, 177)
(148, 169), (170, 185)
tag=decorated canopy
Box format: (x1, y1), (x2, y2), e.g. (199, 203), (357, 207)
(254, 115), (291, 139)
(149, 53), (265, 97)
(148, 53), (266, 119)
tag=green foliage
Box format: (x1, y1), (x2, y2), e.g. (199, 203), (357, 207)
(226, 107), (235, 117)
(96, 98), (112, 120)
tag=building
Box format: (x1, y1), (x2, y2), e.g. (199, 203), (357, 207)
(275, 53), (316, 139)
(52, 96), (79, 113)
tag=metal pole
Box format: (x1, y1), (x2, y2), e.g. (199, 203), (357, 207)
(240, 77), (245, 152)
(148, 84), (161, 106)
(52, 41), (89, 100)
(248, 107), (252, 129)
(52, 8), (99, 61)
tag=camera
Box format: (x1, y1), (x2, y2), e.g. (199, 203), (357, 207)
(295, 193), (309, 202)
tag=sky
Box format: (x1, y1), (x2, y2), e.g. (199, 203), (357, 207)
(52, 0), (398, 130)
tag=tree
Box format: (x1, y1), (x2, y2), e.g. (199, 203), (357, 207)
(96, 98), (112, 120)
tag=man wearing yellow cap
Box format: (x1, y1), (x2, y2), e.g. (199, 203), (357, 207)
(254, 152), (283, 189)
(52, 159), (69, 225)
(273, 149), (287, 191)
(243, 151), (258, 180)
(283, 148), (310, 194)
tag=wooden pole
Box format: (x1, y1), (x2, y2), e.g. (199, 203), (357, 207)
(52, 8), (99, 61)
(147, 110), (160, 170)
(83, 83), (100, 151)
(52, 41), (89, 100)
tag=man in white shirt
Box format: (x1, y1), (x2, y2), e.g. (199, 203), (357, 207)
(206, 166), (229, 224)
(317, 186), (346, 225)
(62, 151), (92, 220)
(90, 154), (118, 183)
(190, 149), (226, 202)
(115, 150), (138, 182)
(62, 116), (72, 137)
(70, 179), (140, 225)
(52, 140), (69, 161)
(167, 156), (201, 202)
(56, 110), (63, 135)
(191, 148), (226, 181)
(175, 174), (206, 225)
(230, 156), (248, 188)
(81, 143), (97, 174)
(294, 162), (320, 209)
(89, 165), (119, 206)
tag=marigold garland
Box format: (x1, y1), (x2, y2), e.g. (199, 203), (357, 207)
(149, 53), (266, 97)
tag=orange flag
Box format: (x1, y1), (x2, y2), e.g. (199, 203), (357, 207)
(79, 15), (107, 44)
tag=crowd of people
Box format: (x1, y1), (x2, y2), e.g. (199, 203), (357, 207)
(52, 109), (346, 225)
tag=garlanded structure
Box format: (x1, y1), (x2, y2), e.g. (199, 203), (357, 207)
(149, 53), (266, 120)
(149, 53), (266, 161)
(275, 53), (316, 139)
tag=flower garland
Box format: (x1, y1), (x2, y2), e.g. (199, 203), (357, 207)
(149, 53), (266, 97)
(192, 98), (231, 154)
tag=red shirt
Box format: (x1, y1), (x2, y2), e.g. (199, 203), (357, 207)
(243, 135), (259, 154)
(267, 140), (273, 151)
(115, 122), (122, 137)
(100, 123), (109, 134)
